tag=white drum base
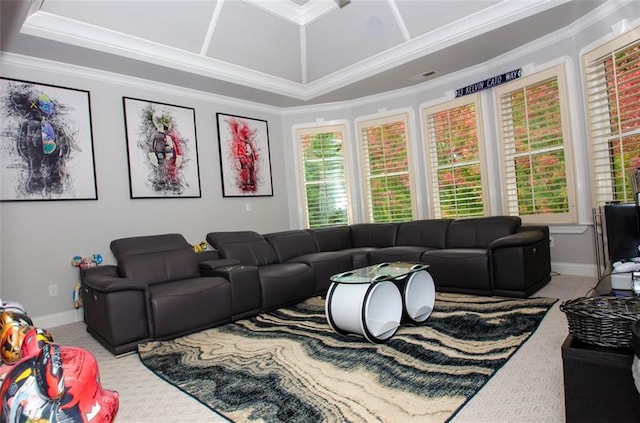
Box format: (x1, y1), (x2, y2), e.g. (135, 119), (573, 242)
(326, 280), (402, 343)
(401, 270), (435, 323)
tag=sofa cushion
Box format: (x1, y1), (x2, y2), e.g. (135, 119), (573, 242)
(307, 226), (353, 252)
(206, 231), (278, 266)
(422, 248), (491, 293)
(258, 263), (315, 311)
(396, 219), (452, 248)
(446, 216), (521, 248)
(111, 234), (200, 284)
(369, 246), (436, 264)
(148, 276), (231, 338)
(118, 249), (200, 285)
(290, 251), (354, 294)
(350, 223), (398, 248)
(264, 230), (319, 262)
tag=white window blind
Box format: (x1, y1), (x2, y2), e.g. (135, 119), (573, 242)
(423, 94), (486, 218)
(495, 64), (576, 224)
(357, 112), (414, 223)
(296, 125), (350, 228)
(583, 29), (640, 205)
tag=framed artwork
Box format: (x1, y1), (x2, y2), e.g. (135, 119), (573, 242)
(216, 113), (273, 197)
(123, 97), (201, 199)
(0, 77), (97, 201)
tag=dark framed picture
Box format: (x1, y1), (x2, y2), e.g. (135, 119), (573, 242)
(123, 97), (201, 199)
(216, 113), (273, 197)
(0, 77), (97, 201)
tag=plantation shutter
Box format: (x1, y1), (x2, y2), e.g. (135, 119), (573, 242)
(583, 29), (640, 205)
(423, 94), (486, 218)
(296, 125), (350, 228)
(495, 64), (576, 224)
(357, 112), (414, 223)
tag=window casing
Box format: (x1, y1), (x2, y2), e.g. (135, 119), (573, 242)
(295, 124), (351, 228)
(356, 112), (416, 223)
(495, 64), (577, 224)
(583, 29), (640, 206)
(422, 93), (487, 218)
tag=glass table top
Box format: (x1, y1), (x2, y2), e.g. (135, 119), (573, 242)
(330, 262), (429, 284)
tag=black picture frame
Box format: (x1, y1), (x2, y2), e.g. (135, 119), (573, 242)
(216, 112), (273, 197)
(0, 77), (98, 201)
(123, 97), (202, 199)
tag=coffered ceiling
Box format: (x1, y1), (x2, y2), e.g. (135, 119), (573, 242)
(0, 0), (610, 107)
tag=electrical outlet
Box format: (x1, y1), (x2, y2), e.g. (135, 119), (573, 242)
(549, 237), (555, 248)
(48, 284), (58, 297)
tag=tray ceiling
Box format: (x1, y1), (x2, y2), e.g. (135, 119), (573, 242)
(1, 0), (609, 107)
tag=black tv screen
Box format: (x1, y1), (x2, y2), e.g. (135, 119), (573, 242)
(603, 203), (640, 263)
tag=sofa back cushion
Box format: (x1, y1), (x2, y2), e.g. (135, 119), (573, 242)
(264, 230), (318, 262)
(111, 233), (200, 285)
(206, 231), (278, 266)
(350, 223), (399, 248)
(307, 226), (353, 252)
(396, 219), (452, 248)
(446, 216), (522, 248)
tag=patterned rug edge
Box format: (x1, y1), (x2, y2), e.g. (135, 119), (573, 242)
(444, 296), (559, 423)
(137, 350), (234, 422)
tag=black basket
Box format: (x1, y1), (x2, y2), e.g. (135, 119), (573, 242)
(559, 295), (640, 348)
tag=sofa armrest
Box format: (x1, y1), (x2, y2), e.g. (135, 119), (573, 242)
(196, 250), (221, 262)
(203, 264), (261, 320)
(489, 230), (545, 250)
(82, 265), (147, 293)
(199, 258), (241, 273)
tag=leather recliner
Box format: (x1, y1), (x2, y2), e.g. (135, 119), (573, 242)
(81, 233), (232, 355)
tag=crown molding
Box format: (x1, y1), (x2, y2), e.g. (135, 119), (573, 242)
(245, 0), (337, 25)
(0, 52), (282, 115)
(20, 11), (308, 98)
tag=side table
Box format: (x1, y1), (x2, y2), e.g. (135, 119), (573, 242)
(562, 273), (640, 422)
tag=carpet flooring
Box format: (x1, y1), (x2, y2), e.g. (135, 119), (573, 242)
(138, 293), (557, 423)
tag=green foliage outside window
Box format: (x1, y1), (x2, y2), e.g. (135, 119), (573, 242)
(301, 132), (348, 228)
(431, 103), (484, 218)
(363, 121), (413, 222)
(605, 47), (640, 202)
(505, 77), (570, 215)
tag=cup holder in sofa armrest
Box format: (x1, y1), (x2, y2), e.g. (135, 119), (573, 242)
(489, 230), (545, 249)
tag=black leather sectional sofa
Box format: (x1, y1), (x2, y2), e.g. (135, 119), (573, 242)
(81, 216), (551, 354)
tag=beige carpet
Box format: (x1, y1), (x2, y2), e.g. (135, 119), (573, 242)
(49, 274), (596, 423)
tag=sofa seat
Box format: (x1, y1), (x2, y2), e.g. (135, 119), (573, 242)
(369, 246), (437, 264)
(288, 251), (353, 295)
(148, 277), (231, 339)
(421, 248), (491, 294)
(258, 263), (315, 311)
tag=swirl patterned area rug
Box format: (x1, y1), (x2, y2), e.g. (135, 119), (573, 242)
(138, 293), (556, 423)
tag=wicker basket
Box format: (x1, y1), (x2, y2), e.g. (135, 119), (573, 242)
(560, 295), (640, 348)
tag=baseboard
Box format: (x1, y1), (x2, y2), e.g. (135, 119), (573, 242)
(551, 262), (597, 278)
(31, 261), (597, 329)
(32, 308), (84, 330)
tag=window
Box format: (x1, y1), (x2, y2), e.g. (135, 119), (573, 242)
(356, 112), (415, 223)
(295, 124), (351, 228)
(495, 64), (576, 224)
(422, 94), (486, 218)
(583, 29), (640, 205)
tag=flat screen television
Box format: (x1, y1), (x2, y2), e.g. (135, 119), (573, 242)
(602, 202), (639, 264)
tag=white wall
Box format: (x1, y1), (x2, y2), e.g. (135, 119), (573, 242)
(0, 56), (290, 326)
